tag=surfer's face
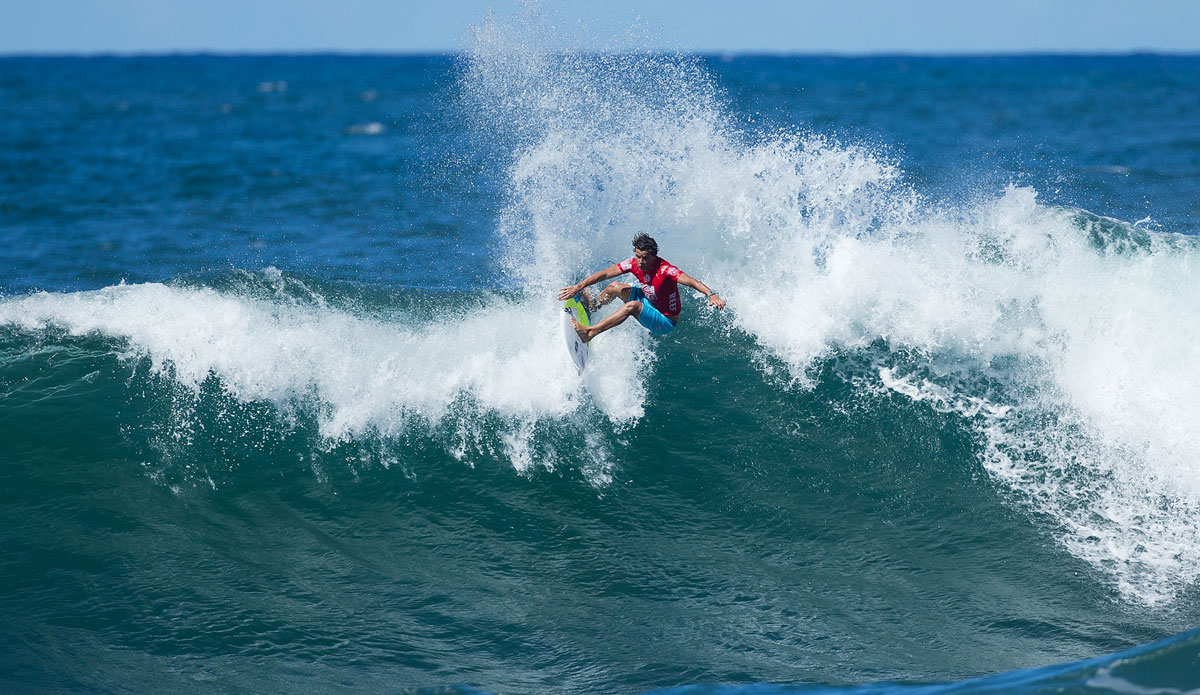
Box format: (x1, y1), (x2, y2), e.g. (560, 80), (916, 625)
(634, 248), (658, 273)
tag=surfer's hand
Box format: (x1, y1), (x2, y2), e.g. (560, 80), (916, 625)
(708, 293), (725, 310)
(557, 284), (580, 301)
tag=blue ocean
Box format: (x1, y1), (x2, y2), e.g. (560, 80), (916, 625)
(3, 11), (1200, 695)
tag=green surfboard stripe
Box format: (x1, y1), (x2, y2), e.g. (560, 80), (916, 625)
(565, 297), (590, 327)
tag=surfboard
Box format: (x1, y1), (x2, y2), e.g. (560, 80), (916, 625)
(562, 293), (591, 373)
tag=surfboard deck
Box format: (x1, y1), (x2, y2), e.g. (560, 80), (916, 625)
(562, 293), (591, 373)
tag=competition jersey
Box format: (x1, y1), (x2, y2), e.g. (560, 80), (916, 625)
(619, 256), (682, 317)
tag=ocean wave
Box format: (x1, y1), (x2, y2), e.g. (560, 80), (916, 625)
(462, 11), (1200, 606)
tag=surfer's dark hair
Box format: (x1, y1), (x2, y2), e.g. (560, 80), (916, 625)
(632, 233), (658, 254)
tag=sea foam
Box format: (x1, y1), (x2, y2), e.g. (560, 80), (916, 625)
(0, 275), (648, 484)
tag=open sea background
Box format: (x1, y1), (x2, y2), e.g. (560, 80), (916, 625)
(3, 9), (1200, 695)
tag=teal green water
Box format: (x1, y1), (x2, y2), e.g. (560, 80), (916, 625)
(1, 270), (1195, 692)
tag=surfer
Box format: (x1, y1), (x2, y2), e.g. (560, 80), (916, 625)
(557, 233), (725, 343)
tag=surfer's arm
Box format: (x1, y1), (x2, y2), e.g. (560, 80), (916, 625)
(557, 264), (624, 300)
(677, 272), (726, 310)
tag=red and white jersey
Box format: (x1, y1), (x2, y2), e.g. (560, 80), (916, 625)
(619, 256), (682, 316)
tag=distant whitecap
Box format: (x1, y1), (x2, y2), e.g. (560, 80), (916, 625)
(345, 122), (386, 136)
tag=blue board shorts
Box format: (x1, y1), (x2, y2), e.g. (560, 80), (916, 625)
(630, 286), (677, 336)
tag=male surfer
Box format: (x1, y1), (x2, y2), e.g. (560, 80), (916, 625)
(556, 233), (725, 343)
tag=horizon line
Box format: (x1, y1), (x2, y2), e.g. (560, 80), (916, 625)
(3, 48), (1199, 59)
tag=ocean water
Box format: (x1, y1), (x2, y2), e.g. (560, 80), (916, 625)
(3, 13), (1200, 695)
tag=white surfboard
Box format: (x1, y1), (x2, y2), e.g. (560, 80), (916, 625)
(562, 293), (591, 373)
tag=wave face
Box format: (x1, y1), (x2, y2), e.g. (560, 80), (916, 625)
(4, 13), (1200, 695)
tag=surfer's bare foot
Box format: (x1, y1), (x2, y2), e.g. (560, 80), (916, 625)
(580, 289), (596, 313)
(570, 316), (592, 344)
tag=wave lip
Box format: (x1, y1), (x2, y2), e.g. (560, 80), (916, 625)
(644, 627), (1200, 695)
